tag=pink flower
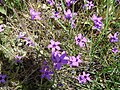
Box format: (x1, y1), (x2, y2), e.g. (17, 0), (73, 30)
(46, 0), (55, 6)
(64, 9), (77, 20)
(77, 72), (91, 84)
(69, 55), (82, 67)
(112, 47), (118, 54)
(75, 33), (87, 47)
(91, 14), (102, 23)
(51, 12), (61, 20)
(29, 8), (41, 20)
(48, 40), (60, 52)
(85, 1), (94, 10)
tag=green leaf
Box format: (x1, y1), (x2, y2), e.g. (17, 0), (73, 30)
(0, 6), (6, 15)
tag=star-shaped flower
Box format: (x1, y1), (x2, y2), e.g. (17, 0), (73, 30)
(77, 72), (91, 84)
(75, 33), (87, 47)
(29, 8), (41, 20)
(48, 40), (60, 52)
(51, 51), (68, 70)
(85, 1), (94, 10)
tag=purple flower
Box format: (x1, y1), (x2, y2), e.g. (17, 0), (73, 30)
(51, 51), (68, 70)
(91, 14), (102, 23)
(65, 0), (76, 7)
(77, 72), (91, 84)
(66, 0), (76, 6)
(75, 33), (87, 48)
(17, 32), (26, 39)
(91, 14), (103, 31)
(112, 47), (118, 54)
(71, 0), (76, 3)
(57, 83), (63, 86)
(70, 19), (76, 28)
(92, 22), (103, 31)
(24, 37), (34, 47)
(40, 66), (53, 80)
(64, 9), (77, 20)
(29, 8), (41, 20)
(66, 0), (71, 7)
(51, 12), (61, 20)
(15, 55), (22, 63)
(85, 1), (94, 10)
(116, 0), (120, 4)
(46, 0), (55, 6)
(0, 24), (4, 32)
(69, 55), (82, 67)
(48, 40), (60, 52)
(0, 74), (6, 84)
(0, 0), (2, 3)
(109, 32), (118, 43)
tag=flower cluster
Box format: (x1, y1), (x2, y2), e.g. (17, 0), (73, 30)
(108, 32), (119, 54)
(47, 38), (91, 84)
(91, 14), (103, 31)
(49, 1), (77, 28)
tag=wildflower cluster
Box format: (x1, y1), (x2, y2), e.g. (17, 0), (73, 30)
(47, 37), (90, 83)
(0, 0), (119, 89)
